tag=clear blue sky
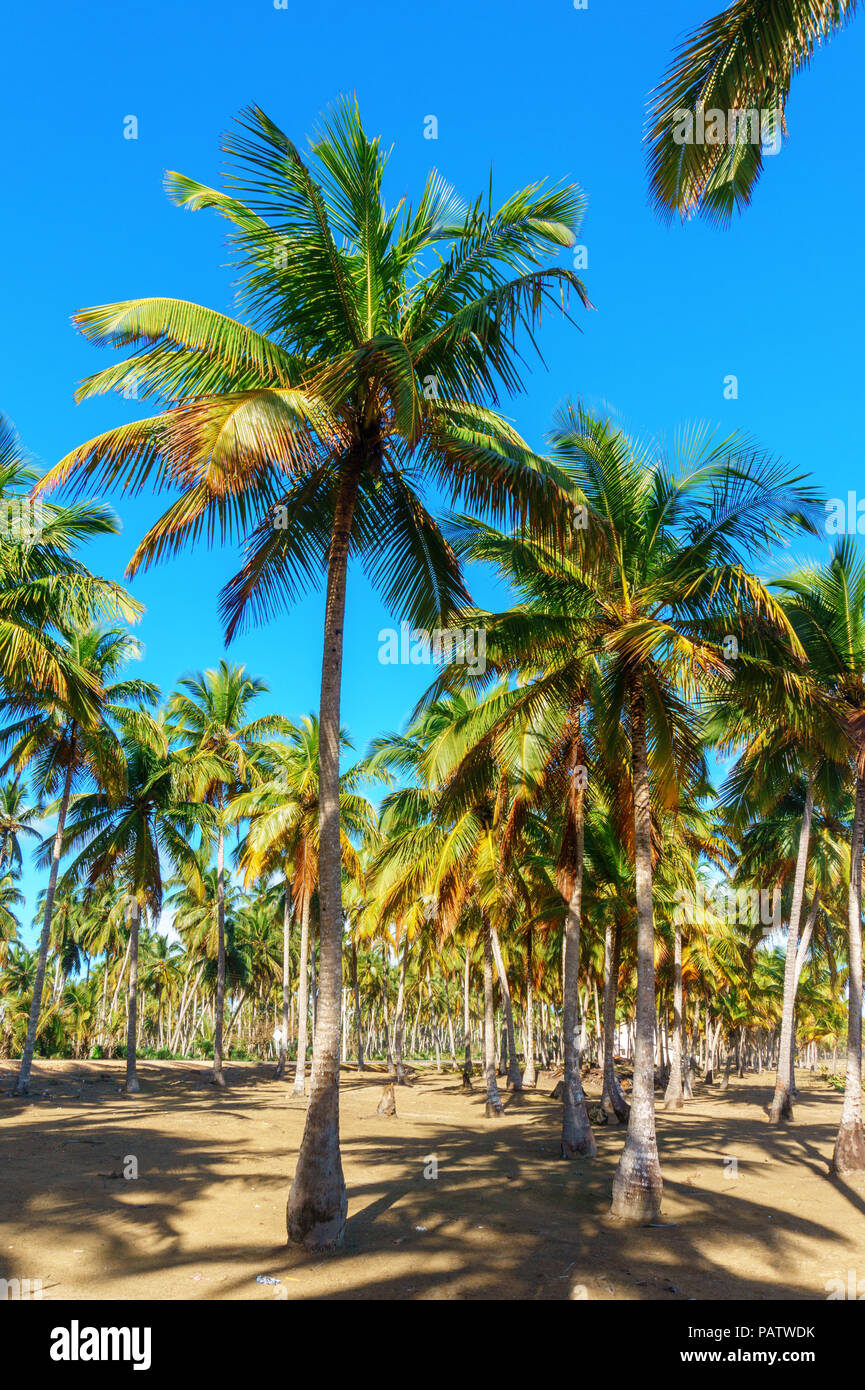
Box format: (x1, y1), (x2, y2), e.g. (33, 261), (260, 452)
(3, 0), (863, 938)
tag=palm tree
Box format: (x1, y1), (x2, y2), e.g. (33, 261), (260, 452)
(55, 716), (210, 1091)
(230, 717), (375, 1093)
(0, 414), (140, 708)
(647, 0), (859, 223)
(0, 626), (156, 1094)
(0, 779), (40, 875)
(167, 661), (286, 1085)
(543, 403), (819, 1220)
(773, 540), (865, 1172)
(36, 100), (589, 1246)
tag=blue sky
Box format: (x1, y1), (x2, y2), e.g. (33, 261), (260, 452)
(3, 0), (864, 939)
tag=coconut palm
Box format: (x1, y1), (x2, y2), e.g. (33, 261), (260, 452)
(773, 540), (865, 1172)
(167, 661), (287, 1085)
(540, 403), (819, 1220)
(36, 99), (590, 1246)
(53, 716), (211, 1091)
(0, 625), (157, 1094)
(230, 718), (375, 1092)
(0, 414), (140, 709)
(0, 779), (40, 875)
(647, 0), (860, 223)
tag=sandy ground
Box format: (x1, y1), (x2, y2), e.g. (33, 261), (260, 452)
(1, 1059), (863, 1301)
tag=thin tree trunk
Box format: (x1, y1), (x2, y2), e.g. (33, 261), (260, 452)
(351, 936), (364, 1071)
(287, 461), (361, 1247)
(125, 899), (141, 1093)
(834, 771), (865, 1173)
(293, 890), (312, 1096)
(482, 917), (503, 1116)
(490, 924), (522, 1089)
(611, 676), (662, 1221)
(274, 880), (292, 1080)
(664, 916), (685, 1109)
(211, 803), (227, 1087)
(561, 783), (596, 1158)
(523, 928), (537, 1087)
(462, 944), (473, 1085)
(769, 781), (814, 1122)
(602, 921), (630, 1121)
(16, 746), (75, 1095)
(393, 932), (409, 1083)
(442, 966), (458, 1071)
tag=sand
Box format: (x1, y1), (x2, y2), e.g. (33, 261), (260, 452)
(1, 1060), (863, 1301)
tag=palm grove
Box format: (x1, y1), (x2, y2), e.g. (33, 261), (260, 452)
(1, 49), (862, 1247)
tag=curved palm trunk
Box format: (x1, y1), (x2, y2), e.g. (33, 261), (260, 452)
(834, 771), (865, 1174)
(522, 928), (537, 1087)
(561, 788), (596, 1158)
(15, 747), (75, 1096)
(602, 921), (630, 1121)
(769, 781), (814, 1122)
(211, 808), (227, 1087)
(611, 676), (662, 1222)
(664, 917), (685, 1110)
(274, 881), (292, 1080)
(293, 890), (312, 1095)
(490, 924), (522, 1090)
(287, 464), (361, 1248)
(125, 899), (141, 1093)
(351, 936), (364, 1071)
(482, 917), (503, 1116)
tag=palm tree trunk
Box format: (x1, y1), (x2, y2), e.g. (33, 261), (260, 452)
(664, 916), (685, 1109)
(393, 932), (409, 1084)
(293, 890), (311, 1096)
(602, 921), (630, 1121)
(462, 945), (473, 1085)
(834, 771), (865, 1173)
(769, 781), (814, 1122)
(611, 675), (662, 1221)
(482, 916), (503, 1116)
(125, 899), (141, 1093)
(523, 927), (537, 1087)
(350, 936), (364, 1071)
(274, 880), (292, 1080)
(490, 924), (522, 1089)
(211, 805), (227, 1087)
(15, 746), (75, 1096)
(561, 785), (596, 1158)
(287, 462), (362, 1248)
(442, 967), (458, 1071)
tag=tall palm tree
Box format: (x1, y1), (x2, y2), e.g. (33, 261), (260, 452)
(167, 661), (285, 1086)
(0, 413), (139, 708)
(230, 717), (375, 1092)
(35, 100), (590, 1245)
(647, 0), (860, 223)
(0, 626), (156, 1094)
(55, 716), (210, 1091)
(773, 540), (865, 1172)
(543, 403), (819, 1220)
(0, 779), (40, 875)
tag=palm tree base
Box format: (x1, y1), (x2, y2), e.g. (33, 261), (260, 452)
(210, 1071), (226, 1088)
(561, 1102), (598, 1159)
(286, 1101), (348, 1249)
(484, 1099), (503, 1117)
(125, 1076), (141, 1095)
(832, 1119), (865, 1175)
(768, 1084), (793, 1124)
(610, 1139), (663, 1223)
